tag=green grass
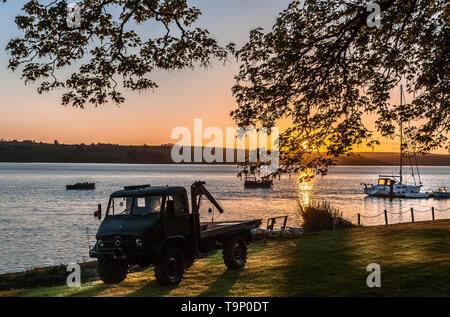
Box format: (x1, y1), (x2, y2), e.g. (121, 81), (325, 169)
(0, 261), (98, 292)
(2, 220), (450, 297)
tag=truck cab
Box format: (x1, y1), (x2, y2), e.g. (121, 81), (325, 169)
(90, 183), (261, 286)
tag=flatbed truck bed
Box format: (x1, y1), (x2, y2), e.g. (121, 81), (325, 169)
(200, 220), (261, 239)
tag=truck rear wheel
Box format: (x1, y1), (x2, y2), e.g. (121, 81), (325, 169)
(98, 259), (128, 284)
(155, 247), (185, 286)
(223, 235), (247, 269)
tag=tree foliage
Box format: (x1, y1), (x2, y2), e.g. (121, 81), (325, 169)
(4, 0), (449, 177)
(232, 0), (449, 176)
(5, 0), (229, 107)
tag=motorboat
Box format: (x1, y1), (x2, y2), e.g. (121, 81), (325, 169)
(433, 187), (450, 199)
(362, 176), (425, 198)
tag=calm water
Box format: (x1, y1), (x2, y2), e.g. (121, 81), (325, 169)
(0, 163), (448, 274)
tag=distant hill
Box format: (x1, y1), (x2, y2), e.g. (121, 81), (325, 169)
(0, 141), (174, 164)
(336, 152), (450, 166)
(0, 140), (448, 165)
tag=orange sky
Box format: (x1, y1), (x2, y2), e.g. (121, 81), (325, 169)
(0, 1), (447, 154)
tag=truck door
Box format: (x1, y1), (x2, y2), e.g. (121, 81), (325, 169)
(162, 193), (193, 239)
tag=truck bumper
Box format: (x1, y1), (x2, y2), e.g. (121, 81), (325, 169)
(90, 246), (158, 264)
(89, 248), (127, 260)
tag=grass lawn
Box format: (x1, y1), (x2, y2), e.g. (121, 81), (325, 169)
(2, 220), (450, 297)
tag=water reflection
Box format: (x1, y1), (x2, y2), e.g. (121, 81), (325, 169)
(296, 171), (315, 207)
(295, 166), (449, 226)
(362, 196), (440, 225)
(0, 163), (448, 274)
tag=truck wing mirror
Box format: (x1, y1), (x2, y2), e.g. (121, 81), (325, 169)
(94, 204), (102, 220)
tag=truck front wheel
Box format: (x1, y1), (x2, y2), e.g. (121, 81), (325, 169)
(155, 247), (185, 285)
(223, 235), (247, 269)
(98, 259), (128, 284)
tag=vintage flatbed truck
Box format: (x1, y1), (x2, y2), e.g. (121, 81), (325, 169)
(89, 181), (262, 285)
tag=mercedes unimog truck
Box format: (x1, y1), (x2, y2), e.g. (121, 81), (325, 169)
(89, 181), (262, 286)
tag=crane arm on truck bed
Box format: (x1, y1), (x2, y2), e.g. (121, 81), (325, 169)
(190, 181), (224, 214)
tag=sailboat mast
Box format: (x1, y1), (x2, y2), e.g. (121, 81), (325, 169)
(400, 85), (403, 184)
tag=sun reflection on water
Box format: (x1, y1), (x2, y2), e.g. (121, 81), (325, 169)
(296, 171), (315, 207)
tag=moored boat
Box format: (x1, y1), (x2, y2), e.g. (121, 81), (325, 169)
(66, 182), (95, 190)
(433, 187), (450, 199)
(362, 85), (428, 199)
(244, 175), (273, 189)
(362, 176), (424, 198)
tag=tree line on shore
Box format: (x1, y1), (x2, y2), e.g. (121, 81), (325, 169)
(0, 140), (448, 166)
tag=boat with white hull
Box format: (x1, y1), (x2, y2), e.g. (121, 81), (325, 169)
(362, 85), (430, 199)
(362, 176), (425, 198)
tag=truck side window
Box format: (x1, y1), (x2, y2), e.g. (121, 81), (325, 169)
(173, 194), (186, 215)
(133, 196), (162, 215)
(166, 194), (186, 216)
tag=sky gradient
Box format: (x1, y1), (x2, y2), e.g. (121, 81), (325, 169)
(0, 1), (446, 154)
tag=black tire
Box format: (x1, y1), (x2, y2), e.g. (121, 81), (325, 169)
(223, 235), (248, 269)
(155, 247), (185, 286)
(98, 259), (128, 284)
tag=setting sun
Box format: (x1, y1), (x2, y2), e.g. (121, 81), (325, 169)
(301, 141), (309, 150)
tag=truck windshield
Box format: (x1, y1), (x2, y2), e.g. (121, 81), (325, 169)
(108, 196), (162, 216)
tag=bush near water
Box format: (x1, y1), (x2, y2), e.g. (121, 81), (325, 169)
(298, 202), (355, 232)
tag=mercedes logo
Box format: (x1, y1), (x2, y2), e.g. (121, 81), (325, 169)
(114, 236), (122, 247)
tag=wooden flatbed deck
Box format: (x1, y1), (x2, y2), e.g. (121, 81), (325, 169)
(200, 219), (262, 239)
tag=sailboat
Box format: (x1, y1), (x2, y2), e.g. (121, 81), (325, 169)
(362, 86), (430, 199)
(244, 174), (273, 189)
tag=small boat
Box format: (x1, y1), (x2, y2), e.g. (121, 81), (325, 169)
(244, 175), (273, 189)
(433, 187), (450, 199)
(66, 182), (95, 190)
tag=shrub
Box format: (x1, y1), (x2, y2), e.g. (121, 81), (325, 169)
(298, 201), (355, 233)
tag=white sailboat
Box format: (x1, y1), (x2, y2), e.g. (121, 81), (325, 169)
(362, 85), (429, 199)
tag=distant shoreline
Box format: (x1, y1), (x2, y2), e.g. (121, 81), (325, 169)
(0, 162), (449, 167)
(1, 140), (449, 166)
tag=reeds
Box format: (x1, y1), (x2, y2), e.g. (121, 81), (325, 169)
(298, 201), (355, 232)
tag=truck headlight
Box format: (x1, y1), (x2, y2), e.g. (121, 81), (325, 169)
(98, 240), (104, 248)
(136, 238), (143, 247)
